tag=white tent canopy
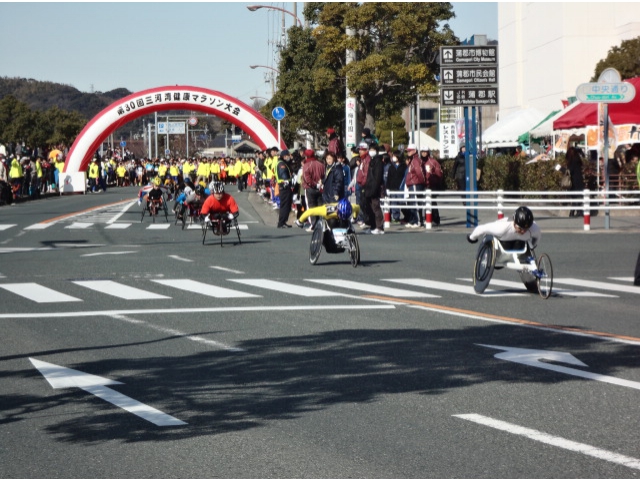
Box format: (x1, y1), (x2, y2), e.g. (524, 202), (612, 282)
(530, 102), (581, 138)
(410, 130), (441, 151)
(482, 107), (547, 148)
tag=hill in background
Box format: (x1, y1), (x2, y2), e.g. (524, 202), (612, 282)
(0, 76), (132, 120)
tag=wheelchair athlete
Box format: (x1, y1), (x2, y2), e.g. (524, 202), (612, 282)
(146, 177), (165, 214)
(176, 185), (206, 220)
(466, 206), (541, 256)
(200, 181), (239, 235)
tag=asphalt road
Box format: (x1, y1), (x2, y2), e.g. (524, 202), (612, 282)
(1, 186), (639, 478)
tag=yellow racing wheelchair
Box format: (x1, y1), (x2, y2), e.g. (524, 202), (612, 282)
(299, 198), (361, 267)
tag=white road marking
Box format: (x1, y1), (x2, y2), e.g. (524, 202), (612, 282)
(65, 222), (93, 229)
(306, 279), (440, 298)
(168, 255), (193, 263)
(555, 278), (640, 294)
(608, 277), (634, 283)
(81, 251), (137, 257)
(384, 278), (525, 297)
(0, 247), (53, 254)
(152, 279), (260, 298)
(230, 279), (341, 297)
(106, 200), (137, 224)
(0, 283), (82, 303)
(73, 280), (170, 300)
(146, 224), (171, 230)
(105, 223), (132, 229)
(210, 266), (244, 274)
(110, 314), (244, 352)
(187, 224), (202, 229)
(0, 224), (17, 231)
(456, 278), (618, 298)
(24, 223), (53, 230)
(453, 414), (640, 471)
(0, 304), (395, 319)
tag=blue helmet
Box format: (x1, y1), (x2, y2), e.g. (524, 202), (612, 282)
(337, 198), (352, 221)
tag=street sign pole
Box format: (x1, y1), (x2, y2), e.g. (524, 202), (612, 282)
(603, 103), (610, 230)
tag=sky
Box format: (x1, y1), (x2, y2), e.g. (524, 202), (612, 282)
(0, 2), (497, 104)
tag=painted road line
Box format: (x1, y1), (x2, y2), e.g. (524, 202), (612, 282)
(0, 304), (395, 319)
(105, 223), (132, 229)
(453, 414), (640, 471)
(210, 266), (244, 274)
(169, 255), (193, 263)
(24, 223), (54, 230)
(110, 314), (244, 352)
(457, 278), (618, 298)
(73, 280), (171, 300)
(41, 198), (135, 224)
(0, 283), (82, 303)
(146, 224), (171, 230)
(0, 247), (53, 254)
(0, 224), (17, 231)
(106, 200), (137, 224)
(363, 295), (640, 347)
(306, 279), (440, 298)
(384, 278), (525, 297)
(555, 278), (640, 294)
(238, 224), (248, 230)
(65, 222), (94, 229)
(230, 279), (341, 297)
(81, 251), (137, 257)
(152, 279), (261, 298)
(608, 277), (634, 283)
(187, 224), (202, 230)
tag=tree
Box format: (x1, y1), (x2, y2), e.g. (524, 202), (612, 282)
(305, 2), (458, 131)
(591, 36), (640, 81)
(375, 114), (409, 148)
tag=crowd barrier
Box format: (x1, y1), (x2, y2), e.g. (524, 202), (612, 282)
(381, 189), (640, 231)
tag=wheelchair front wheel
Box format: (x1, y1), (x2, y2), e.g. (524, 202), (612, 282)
(536, 253), (553, 299)
(309, 221), (323, 265)
(473, 240), (495, 294)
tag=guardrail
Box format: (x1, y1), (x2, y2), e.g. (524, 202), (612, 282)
(381, 189), (640, 231)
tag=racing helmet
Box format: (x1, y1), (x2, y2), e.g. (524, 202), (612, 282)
(514, 206), (534, 230)
(337, 198), (352, 221)
(153, 177), (161, 186)
(211, 181), (225, 194)
(195, 185), (205, 197)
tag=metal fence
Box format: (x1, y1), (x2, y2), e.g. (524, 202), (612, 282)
(380, 189), (640, 230)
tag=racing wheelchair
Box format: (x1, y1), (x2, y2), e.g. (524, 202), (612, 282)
(299, 199), (361, 267)
(174, 202), (202, 230)
(201, 212), (242, 247)
(473, 235), (553, 299)
(141, 195), (169, 223)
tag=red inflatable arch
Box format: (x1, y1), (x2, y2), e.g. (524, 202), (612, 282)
(64, 85), (285, 173)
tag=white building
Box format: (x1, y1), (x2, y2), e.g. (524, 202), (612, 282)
(498, 2), (640, 117)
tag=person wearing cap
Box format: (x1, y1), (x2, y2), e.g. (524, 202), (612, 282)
(404, 144), (426, 228)
(275, 150), (294, 228)
(361, 127), (377, 148)
(301, 148), (325, 231)
(325, 128), (344, 158)
(88, 157), (100, 193)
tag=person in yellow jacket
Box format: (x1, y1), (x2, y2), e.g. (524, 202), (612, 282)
(88, 158), (101, 193)
(116, 162), (127, 187)
(182, 159), (192, 181)
(169, 160), (180, 184)
(210, 159), (221, 181)
(264, 147), (279, 203)
(54, 156), (65, 191)
(9, 156), (23, 198)
(196, 158), (210, 185)
(158, 161), (168, 183)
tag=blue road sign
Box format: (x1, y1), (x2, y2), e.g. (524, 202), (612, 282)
(272, 107), (286, 121)
(120, 141), (127, 147)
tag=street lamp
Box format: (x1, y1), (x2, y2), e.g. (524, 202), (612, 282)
(250, 96), (270, 102)
(249, 65), (280, 74)
(246, 4), (303, 27)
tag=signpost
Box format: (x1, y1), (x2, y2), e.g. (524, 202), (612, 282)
(440, 45), (499, 228)
(272, 106), (286, 147)
(575, 68), (636, 229)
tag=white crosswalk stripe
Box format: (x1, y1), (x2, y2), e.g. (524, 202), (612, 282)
(555, 278), (640, 294)
(152, 279), (261, 298)
(147, 224), (171, 230)
(105, 223), (132, 229)
(0, 283), (81, 303)
(65, 222), (93, 229)
(229, 279), (340, 297)
(384, 278), (526, 297)
(0, 224), (17, 231)
(73, 280), (170, 300)
(306, 279), (440, 298)
(24, 223), (53, 230)
(457, 278), (618, 298)
(608, 277), (634, 283)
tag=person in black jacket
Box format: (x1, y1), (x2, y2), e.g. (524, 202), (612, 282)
(385, 151), (406, 223)
(363, 146), (385, 234)
(322, 152), (344, 204)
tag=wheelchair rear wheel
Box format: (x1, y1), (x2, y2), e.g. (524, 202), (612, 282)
(347, 233), (360, 268)
(536, 253), (553, 299)
(473, 239), (495, 293)
(309, 221), (323, 265)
